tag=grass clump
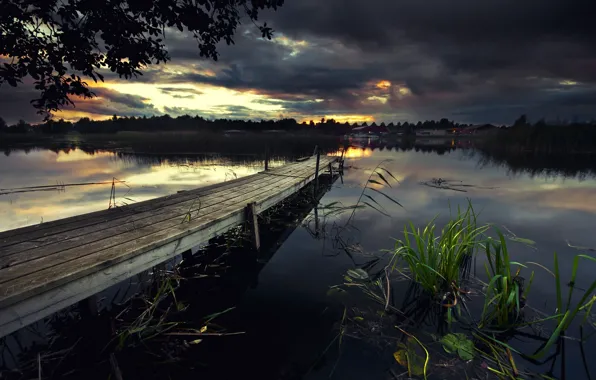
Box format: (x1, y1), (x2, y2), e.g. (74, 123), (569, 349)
(480, 232), (534, 329)
(391, 202), (488, 297)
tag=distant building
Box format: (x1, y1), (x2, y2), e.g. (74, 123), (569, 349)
(455, 124), (497, 135)
(416, 129), (448, 137)
(349, 124), (390, 138)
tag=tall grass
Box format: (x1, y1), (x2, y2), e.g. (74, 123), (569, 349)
(480, 232), (534, 329)
(336, 197), (596, 379)
(531, 252), (596, 358)
(391, 202), (488, 296)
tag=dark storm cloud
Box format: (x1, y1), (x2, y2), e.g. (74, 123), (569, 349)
(65, 88), (162, 118)
(163, 105), (258, 120)
(158, 87), (204, 96)
(173, 0), (595, 123)
(92, 88), (150, 109)
(262, 0), (596, 91)
(2, 0), (596, 123)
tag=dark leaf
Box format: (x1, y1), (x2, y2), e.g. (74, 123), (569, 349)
(368, 188), (404, 208)
(379, 168), (400, 183)
(376, 172), (392, 187)
(363, 194), (385, 211)
(362, 201), (391, 217)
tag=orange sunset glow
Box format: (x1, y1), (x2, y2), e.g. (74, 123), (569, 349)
(375, 80), (391, 89)
(328, 146), (373, 158)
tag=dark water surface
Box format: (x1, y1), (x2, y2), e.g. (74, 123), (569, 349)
(1, 138), (596, 379)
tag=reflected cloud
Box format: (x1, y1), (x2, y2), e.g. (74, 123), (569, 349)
(328, 147), (373, 159)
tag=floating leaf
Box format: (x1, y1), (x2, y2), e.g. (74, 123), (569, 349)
(354, 316), (364, 322)
(393, 346), (425, 376)
(200, 325), (208, 333)
(188, 339), (203, 345)
(394, 350), (408, 367)
(440, 333), (475, 361)
(343, 275), (354, 283)
(346, 268), (369, 280)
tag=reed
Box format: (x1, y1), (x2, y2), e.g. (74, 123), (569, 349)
(390, 202), (488, 297)
(479, 231), (534, 329)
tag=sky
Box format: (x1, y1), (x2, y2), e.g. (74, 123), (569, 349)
(1, 0), (595, 125)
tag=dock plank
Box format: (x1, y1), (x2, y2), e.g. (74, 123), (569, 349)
(0, 158), (318, 248)
(0, 163), (321, 274)
(0, 162), (318, 260)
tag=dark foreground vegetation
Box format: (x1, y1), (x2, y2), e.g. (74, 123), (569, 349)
(324, 184), (596, 379)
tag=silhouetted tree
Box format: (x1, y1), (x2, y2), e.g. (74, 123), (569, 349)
(6, 119), (31, 133)
(534, 118), (546, 127)
(0, 0), (284, 118)
(0, 116), (6, 132)
(514, 114), (529, 127)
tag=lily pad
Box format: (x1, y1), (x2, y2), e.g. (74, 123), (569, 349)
(393, 349), (425, 376)
(346, 268), (369, 280)
(393, 337), (426, 376)
(440, 333), (475, 361)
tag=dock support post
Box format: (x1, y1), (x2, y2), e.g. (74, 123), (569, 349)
(314, 206), (320, 237)
(313, 146), (320, 197)
(328, 162), (333, 175)
(80, 294), (98, 316)
(245, 202), (261, 251)
(182, 249), (193, 261)
(264, 149), (270, 171)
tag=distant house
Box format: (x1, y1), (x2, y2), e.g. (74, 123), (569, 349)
(415, 129), (448, 137)
(457, 124), (497, 135)
(350, 124), (390, 138)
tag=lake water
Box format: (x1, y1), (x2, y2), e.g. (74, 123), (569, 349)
(1, 139), (596, 379)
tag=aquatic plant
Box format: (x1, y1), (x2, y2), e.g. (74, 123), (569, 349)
(530, 252), (596, 358)
(390, 202), (488, 297)
(479, 232), (534, 330)
(347, 159), (403, 222)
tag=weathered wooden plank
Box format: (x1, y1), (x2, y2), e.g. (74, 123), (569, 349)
(0, 164), (319, 280)
(0, 163), (326, 310)
(245, 202), (260, 251)
(0, 163), (318, 261)
(0, 208), (250, 337)
(0, 158), (319, 249)
(0, 158), (317, 245)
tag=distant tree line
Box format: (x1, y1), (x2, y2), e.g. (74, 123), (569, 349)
(482, 114), (596, 154)
(0, 114), (595, 138)
(0, 114), (479, 135)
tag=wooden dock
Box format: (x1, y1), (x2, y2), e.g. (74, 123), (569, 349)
(0, 155), (337, 338)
